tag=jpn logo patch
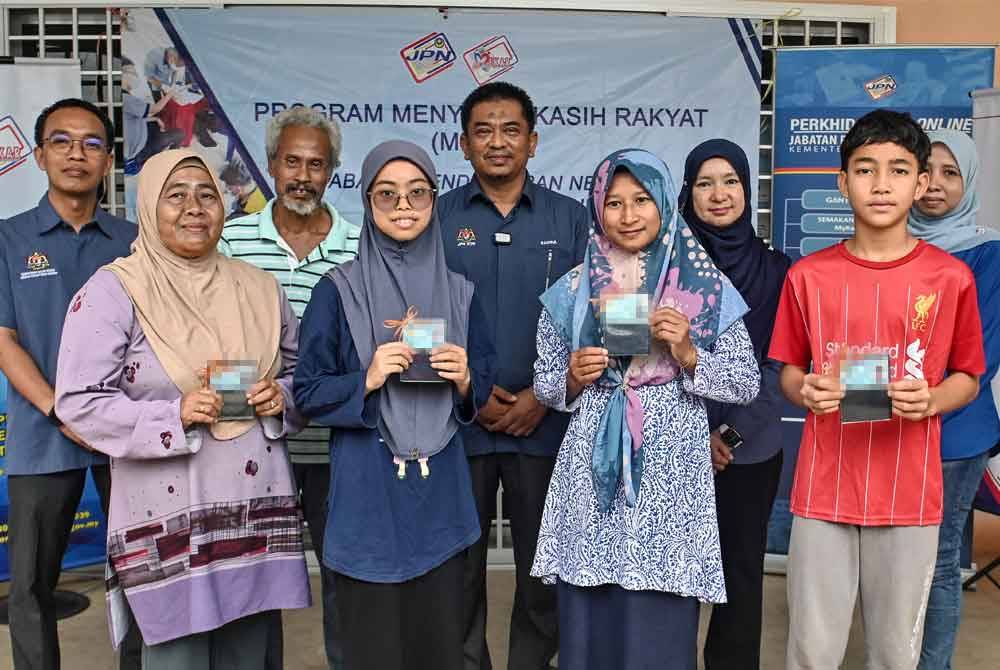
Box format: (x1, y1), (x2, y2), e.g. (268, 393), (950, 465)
(456, 228), (477, 247)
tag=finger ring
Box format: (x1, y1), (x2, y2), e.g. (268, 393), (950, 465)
(270, 399), (277, 409)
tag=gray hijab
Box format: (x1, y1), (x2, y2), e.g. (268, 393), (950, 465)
(329, 140), (473, 462)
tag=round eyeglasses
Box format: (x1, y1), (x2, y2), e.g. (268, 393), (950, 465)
(368, 187), (436, 213)
(42, 133), (108, 155)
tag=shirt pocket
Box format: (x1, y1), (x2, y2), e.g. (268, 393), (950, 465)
(523, 246), (574, 295)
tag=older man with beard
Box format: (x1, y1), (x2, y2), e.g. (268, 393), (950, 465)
(219, 107), (359, 670)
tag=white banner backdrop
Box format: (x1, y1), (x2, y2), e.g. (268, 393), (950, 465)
(0, 59), (81, 219)
(973, 88), (1000, 233)
(120, 6), (762, 222)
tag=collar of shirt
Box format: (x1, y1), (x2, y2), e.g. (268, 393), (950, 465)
(36, 192), (116, 238)
(463, 173), (537, 212)
(256, 198), (359, 262)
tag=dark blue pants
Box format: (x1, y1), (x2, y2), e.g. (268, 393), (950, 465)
(557, 580), (699, 670)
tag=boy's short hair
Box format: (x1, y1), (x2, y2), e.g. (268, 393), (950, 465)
(840, 110), (930, 172)
(460, 82), (537, 135)
(34, 97), (115, 155)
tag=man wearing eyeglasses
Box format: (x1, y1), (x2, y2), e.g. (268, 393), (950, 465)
(0, 98), (137, 669)
(219, 106), (359, 670)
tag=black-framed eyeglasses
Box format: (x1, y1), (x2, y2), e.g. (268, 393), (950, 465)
(42, 133), (108, 155)
(368, 187), (436, 213)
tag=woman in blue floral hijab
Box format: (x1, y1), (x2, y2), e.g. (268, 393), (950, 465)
(529, 149), (760, 669)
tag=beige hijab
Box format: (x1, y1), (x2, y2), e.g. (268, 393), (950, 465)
(106, 149), (281, 440)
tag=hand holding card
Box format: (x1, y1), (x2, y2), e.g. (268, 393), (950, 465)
(839, 353), (892, 423)
(429, 343), (471, 396)
(208, 360), (257, 421)
(400, 318), (448, 383)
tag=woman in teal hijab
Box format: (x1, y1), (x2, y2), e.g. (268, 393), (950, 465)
(909, 129), (1000, 670)
(529, 148), (759, 669)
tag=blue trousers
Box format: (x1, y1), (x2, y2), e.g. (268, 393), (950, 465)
(557, 580), (698, 670)
(918, 451), (990, 670)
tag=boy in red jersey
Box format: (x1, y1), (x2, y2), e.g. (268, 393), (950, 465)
(770, 110), (985, 670)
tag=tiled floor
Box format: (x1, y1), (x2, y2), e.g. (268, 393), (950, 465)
(3, 513), (1000, 669)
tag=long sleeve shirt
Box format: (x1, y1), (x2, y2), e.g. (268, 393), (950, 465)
(703, 358), (785, 464)
(530, 310), (759, 602)
(55, 270), (311, 647)
(944, 241), (1000, 460)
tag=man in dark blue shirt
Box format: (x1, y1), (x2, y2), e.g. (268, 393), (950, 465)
(437, 82), (588, 670)
(0, 99), (137, 670)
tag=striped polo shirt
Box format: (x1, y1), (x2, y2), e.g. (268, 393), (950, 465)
(219, 199), (360, 463)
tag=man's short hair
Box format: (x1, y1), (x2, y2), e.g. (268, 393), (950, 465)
(34, 98), (115, 156)
(265, 107), (342, 169)
(460, 81), (537, 135)
(840, 109), (930, 172)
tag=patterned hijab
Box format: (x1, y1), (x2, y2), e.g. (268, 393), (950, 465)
(105, 149), (282, 440)
(540, 149), (748, 512)
(329, 140), (474, 464)
(908, 129), (1000, 253)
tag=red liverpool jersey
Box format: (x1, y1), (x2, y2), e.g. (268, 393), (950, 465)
(769, 241), (984, 526)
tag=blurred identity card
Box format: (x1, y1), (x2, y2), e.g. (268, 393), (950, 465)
(401, 318), (447, 383)
(839, 353), (892, 423)
(209, 359), (257, 420)
(601, 293), (650, 356)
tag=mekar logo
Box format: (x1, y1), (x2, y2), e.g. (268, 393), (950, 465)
(864, 74), (897, 101)
(0, 114), (32, 178)
(464, 35), (519, 85)
(400, 32), (457, 83)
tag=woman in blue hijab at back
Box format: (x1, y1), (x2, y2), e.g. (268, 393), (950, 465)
(530, 148), (759, 669)
(908, 129), (1000, 670)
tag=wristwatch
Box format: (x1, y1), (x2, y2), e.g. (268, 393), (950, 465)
(718, 423), (744, 450)
(47, 405), (63, 428)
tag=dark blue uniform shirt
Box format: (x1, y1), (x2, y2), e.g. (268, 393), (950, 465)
(438, 176), (589, 457)
(0, 194), (136, 475)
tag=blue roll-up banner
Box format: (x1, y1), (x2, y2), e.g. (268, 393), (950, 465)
(120, 7), (763, 221)
(0, 376), (110, 581)
(766, 46), (995, 556)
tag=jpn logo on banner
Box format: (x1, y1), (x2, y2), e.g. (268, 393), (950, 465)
(400, 32), (457, 83)
(864, 74), (897, 100)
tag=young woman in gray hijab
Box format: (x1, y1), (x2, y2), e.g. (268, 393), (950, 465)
(294, 140), (496, 670)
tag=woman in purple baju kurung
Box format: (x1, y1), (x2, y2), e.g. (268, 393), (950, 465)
(55, 149), (310, 669)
